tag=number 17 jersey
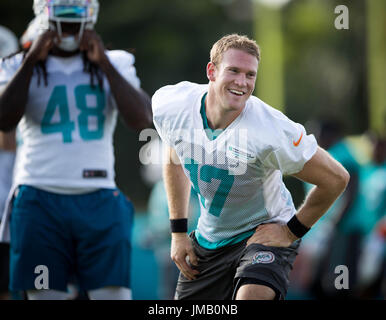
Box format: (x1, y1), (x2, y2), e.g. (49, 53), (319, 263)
(152, 81), (318, 248)
(0, 50), (141, 190)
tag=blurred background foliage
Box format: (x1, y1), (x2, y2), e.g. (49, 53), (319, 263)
(0, 0), (381, 209)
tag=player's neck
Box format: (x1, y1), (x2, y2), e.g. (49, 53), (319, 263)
(205, 91), (244, 130)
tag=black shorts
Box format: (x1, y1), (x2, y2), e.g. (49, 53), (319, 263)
(175, 231), (300, 300)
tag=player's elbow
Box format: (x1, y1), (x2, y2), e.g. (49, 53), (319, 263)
(129, 116), (153, 131)
(122, 103), (153, 131)
(133, 91), (153, 130)
(136, 112), (153, 130)
(0, 112), (20, 132)
(0, 99), (22, 132)
(332, 167), (350, 195)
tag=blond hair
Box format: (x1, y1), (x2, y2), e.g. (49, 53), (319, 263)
(210, 34), (261, 65)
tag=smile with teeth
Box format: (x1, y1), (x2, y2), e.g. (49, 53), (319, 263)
(229, 89), (245, 96)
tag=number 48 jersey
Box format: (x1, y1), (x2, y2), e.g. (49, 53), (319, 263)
(0, 50), (140, 190)
(152, 81), (318, 248)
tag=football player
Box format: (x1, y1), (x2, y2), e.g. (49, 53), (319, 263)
(152, 34), (350, 300)
(0, 0), (152, 300)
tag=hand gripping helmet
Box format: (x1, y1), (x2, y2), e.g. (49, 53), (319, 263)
(33, 0), (99, 51)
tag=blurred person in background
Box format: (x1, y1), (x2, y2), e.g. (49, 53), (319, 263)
(0, 0), (152, 300)
(354, 135), (386, 299)
(291, 121), (385, 300)
(0, 24), (18, 300)
(290, 120), (362, 299)
(140, 136), (200, 299)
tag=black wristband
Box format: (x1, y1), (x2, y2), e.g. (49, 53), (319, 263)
(287, 215), (310, 238)
(170, 218), (188, 233)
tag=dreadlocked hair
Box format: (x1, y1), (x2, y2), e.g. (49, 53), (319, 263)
(36, 59), (49, 87)
(4, 48), (104, 91)
(3, 49), (48, 86)
(81, 51), (104, 91)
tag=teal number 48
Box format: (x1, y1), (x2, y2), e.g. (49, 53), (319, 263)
(41, 85), (106, 143)
(184, 158), (234, 217)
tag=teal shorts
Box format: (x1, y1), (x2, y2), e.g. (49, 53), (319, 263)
(9, 185), (134, 292)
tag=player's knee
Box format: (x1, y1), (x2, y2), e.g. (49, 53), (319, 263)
(235, 284), (276, 300)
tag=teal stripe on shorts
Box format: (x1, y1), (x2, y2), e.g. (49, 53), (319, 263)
(194, 229), (255, 250)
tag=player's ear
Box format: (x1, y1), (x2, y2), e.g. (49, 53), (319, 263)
(206, 62), (216, 82)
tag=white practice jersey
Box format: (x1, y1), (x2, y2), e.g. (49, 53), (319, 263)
(0, 50), (140, 191)
(152, 81), (317, 247)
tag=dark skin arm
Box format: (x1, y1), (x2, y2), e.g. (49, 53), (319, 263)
(80, 30), (152, 130)
(0, 31), (56, 132)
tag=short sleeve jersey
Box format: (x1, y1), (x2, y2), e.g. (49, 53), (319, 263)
(152, 81), (317, 246)
(0, 50), (140, 190)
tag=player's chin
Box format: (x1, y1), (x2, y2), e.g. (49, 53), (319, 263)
(227, 96), (248, 110)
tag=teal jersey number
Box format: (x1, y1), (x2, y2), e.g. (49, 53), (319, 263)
(75, 85), (106, 141)
(184, 158), (234, 217)
(41, 85), (106, 143)
(185, 159), (206, 209)
(41, 85), (75, 143)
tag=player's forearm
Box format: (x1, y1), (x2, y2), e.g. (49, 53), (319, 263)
(99, 58), (152, 130)
(0, 57), (35, 132)
(291, 147), (350, 231)
(331, 172), (358, 225)
(295, 172), (349, 228)
(163, 161), (191, 220)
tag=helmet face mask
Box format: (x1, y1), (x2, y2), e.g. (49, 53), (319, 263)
(33, 0), (99, 52)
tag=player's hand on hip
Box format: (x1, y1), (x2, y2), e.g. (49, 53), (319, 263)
(246, 223), (298, 248)
(171, 233), (199, 280)
(25, 30), (57, 64)
(80, 30), (108, 66)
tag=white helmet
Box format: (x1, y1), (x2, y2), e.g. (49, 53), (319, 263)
(32, 0), (99, 51)
(0, 25), (19, 58)
(33, 0), (99, 27)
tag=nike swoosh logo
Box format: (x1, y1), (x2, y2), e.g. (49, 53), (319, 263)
(293, 132), (303, 147)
